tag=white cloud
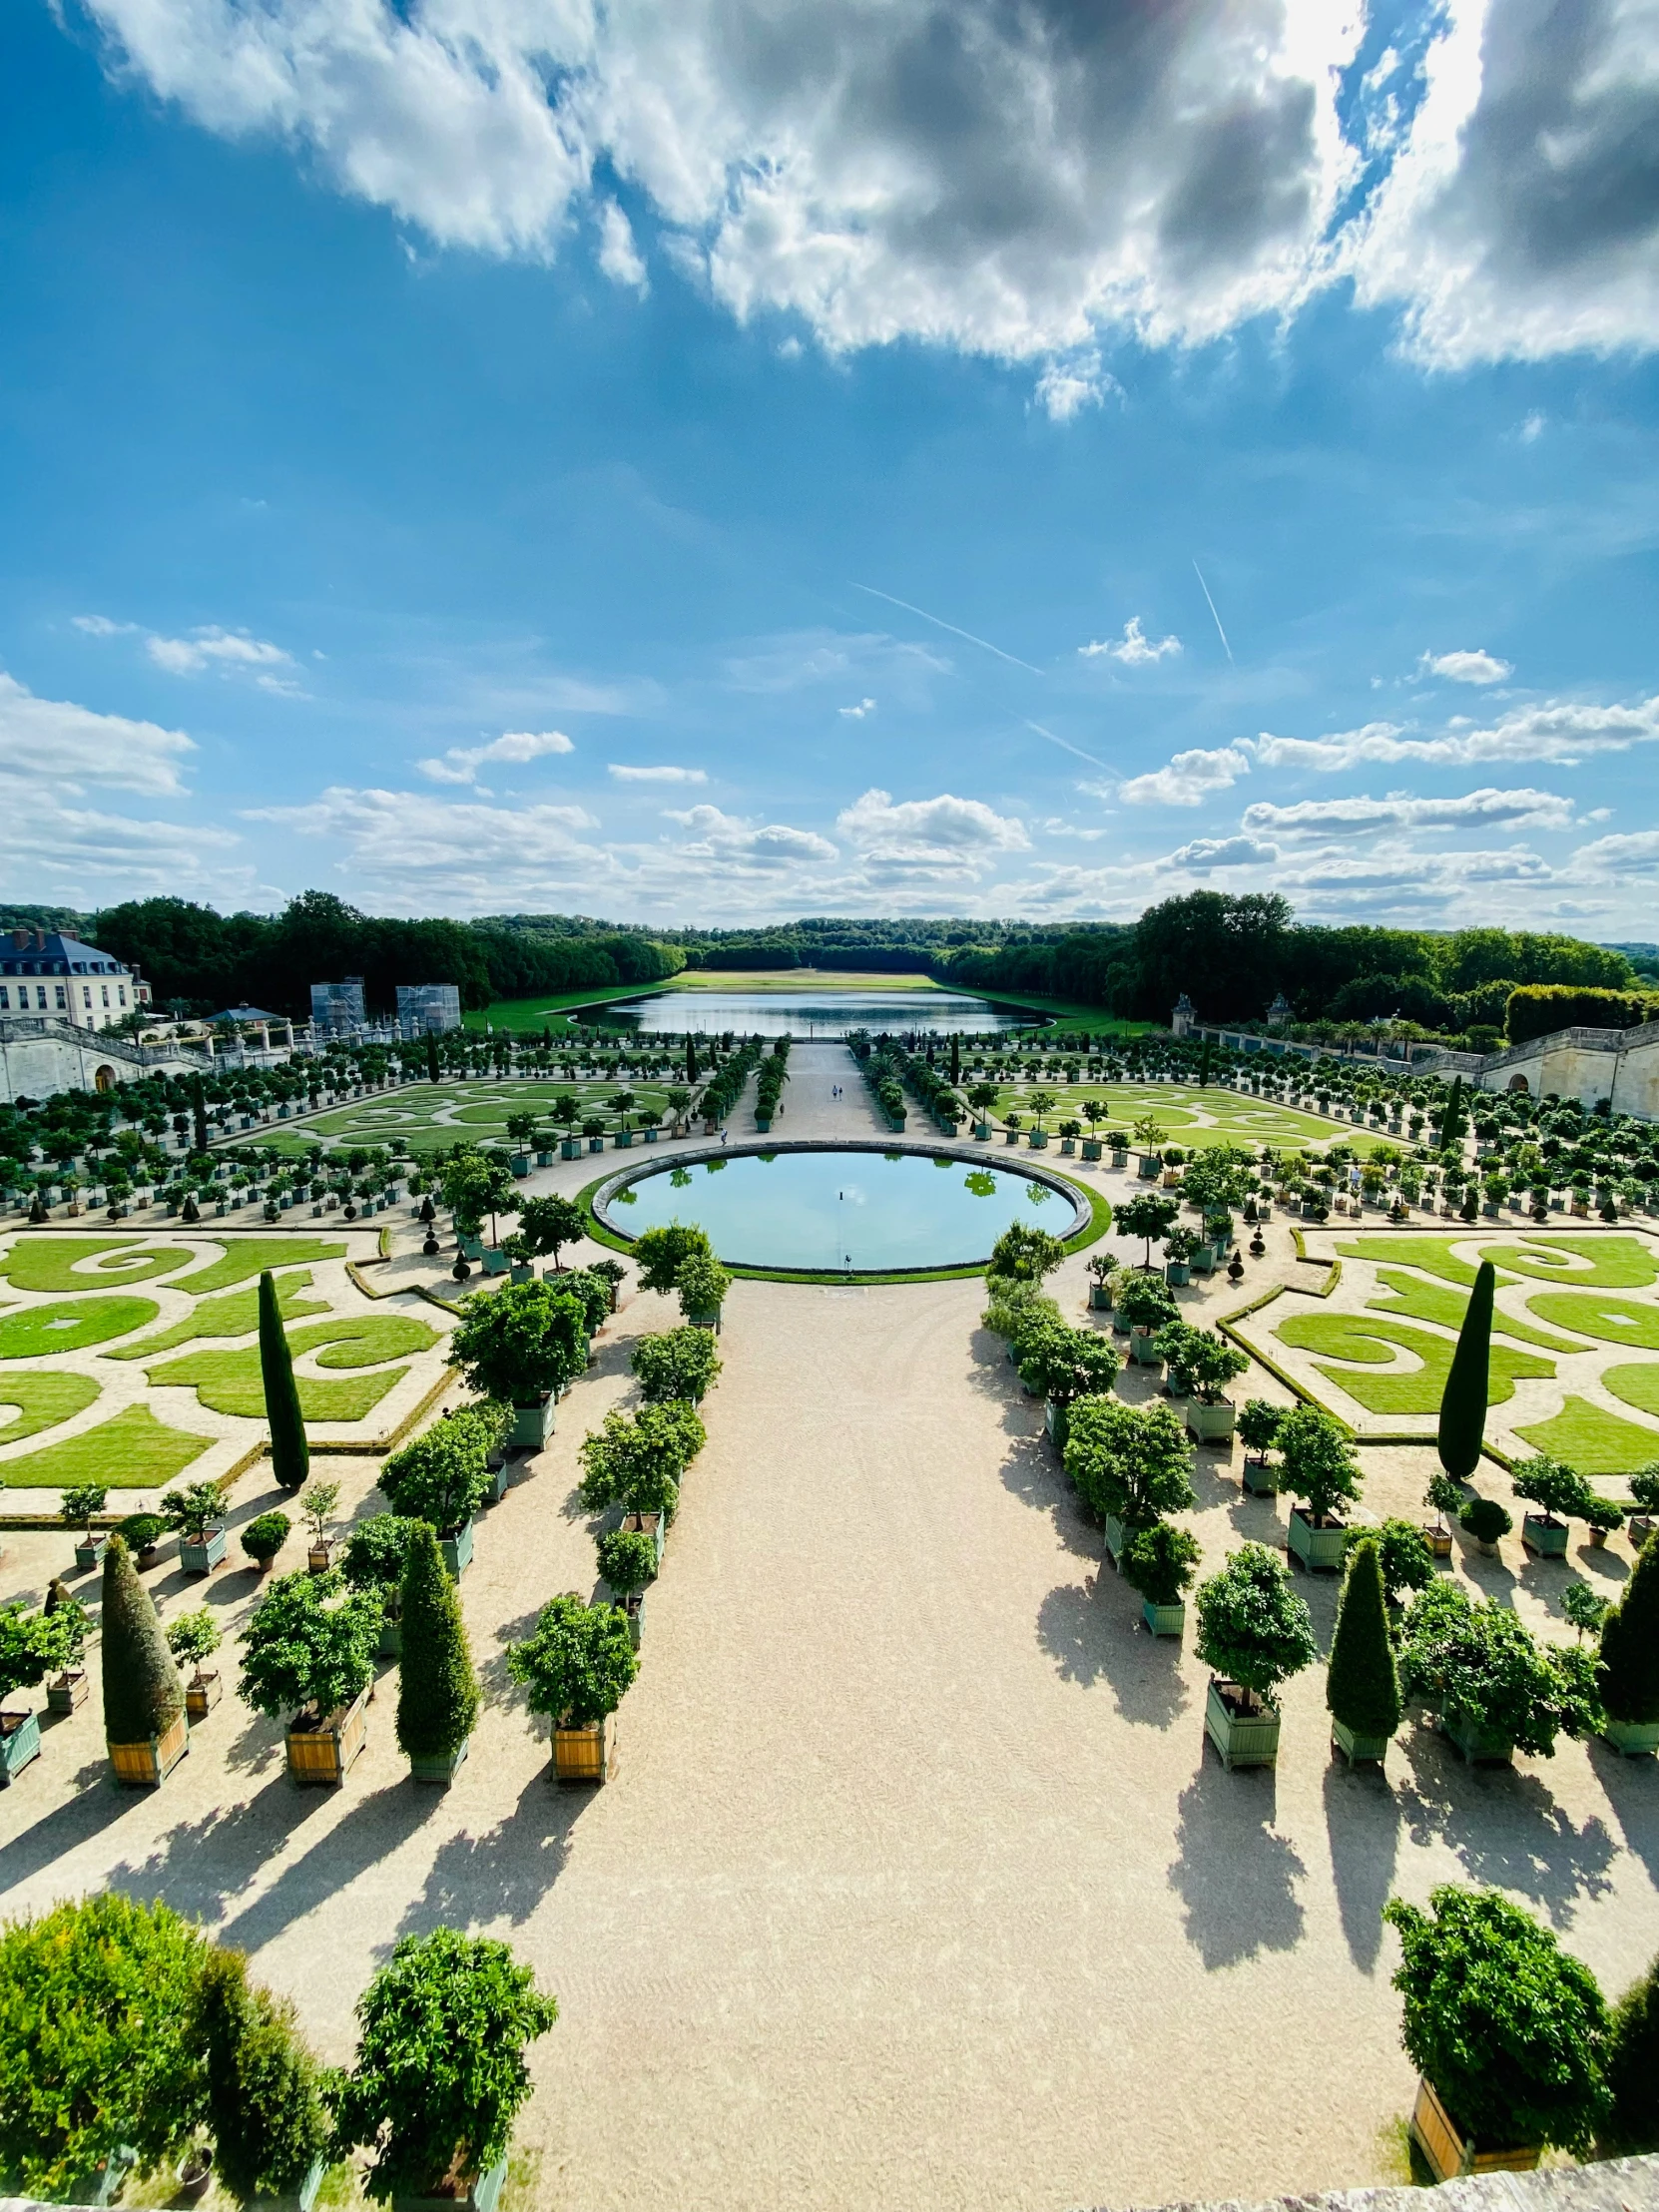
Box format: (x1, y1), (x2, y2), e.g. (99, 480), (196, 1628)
(1241, 786), (1576, 838)
(1257, 694), (1659, 772)
(724, 630), (945, 697)
(1349, 0), (1659, 368)
(1035, 353), (1114, 422)
(596, 199), (648, 292)
(1419, 647), (1513, 686)
(245, 786), (605, 906)
(607, 763), (707, 783)
(72, 614), (139, 637)
(837, 788), (1029, 858)
(1572, 830), (1659, 877)
(0, 671), (195, 798)
(838, 698), (876, 720)
(1079, 616), (1182, 667)
(147, 625), (293, 675)
(79, 0), (1363, 371)
(1117, 744), (1250, 807)
(661, 804), (837, 867)
(1167, 833), (1280, 870)
(417, 729), (576, 786)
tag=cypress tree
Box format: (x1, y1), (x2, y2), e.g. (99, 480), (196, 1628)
(426, 1033), (441, 1083)
(1436, 1258), (1494, 1484)
(1326, 1536), (1402, 1741)
(259, 1270), (309, 1490)
(1599, 1533), (1659, 1726)
(199, 1945), (334, 2201)
(191, 1075), (210, 1154)
(396, 1521), (480, 1762)
(1603, 1951), (1659, 2154)
(101, 1536), (184, 1744)
(1441, 1073), (1466, 1149)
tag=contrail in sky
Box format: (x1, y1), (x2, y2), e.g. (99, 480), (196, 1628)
(1191, 559), (1234, 664)
(851, 583), (1045, 675)
(1026, 720), (1109, 772)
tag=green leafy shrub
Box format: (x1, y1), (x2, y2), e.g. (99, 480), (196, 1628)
(676, 1251), (732, 1319)
(1513, 1453), (1593, 1527)
(238, 1567), (380, 1721)
(1064, 1398), (1194, 1528)
(577, 1401), (705, 1518)
(60, 1484), (107, 1534)
(985, 1223), (1067, 1283)
(448, 1279), (589, 1405)
(166, 1607), (221, 1670)
(1112, 1270), (1179, 1334)
(341, 1513), (415, 1596)
(1436, 1259), (1494, 1484)
(1193, 1543), (1318, 1709)
(1459, 1495), (1513, 1544)
(1383, 1886), (1608, 2151)
(1151, 1322), (1249, 1403)
(1327, 1537), (1402, 1741)
(333, 1929), (558, 2198)
(1276, 1404), (1362, 1524)
(161, 1479), (226, 1542)
(1237, 1398), (1282, 1465)
(0, 1894), (210, 2195)
(631, 1224), (712, 1294)
(508, 1594), (638, 1726)
(1399, 1578), (1602, 1755)
(631, 1327), (723, 1404)
(240, 1510), (291, 1567)
(1424, 1469), (1464, 1527)
(380, 1420), (494, 1535)
(981, 1282), (1062, 1353)
(1630, 1462), (1659, 1516)
(515, 1192), (586, 1268)
(1599, 1531), (1659, 1726)
(101, 1535), (185, 1743)
(1110, 1192), (1180, 1268)
(197, 1945), (333, 2202)
(397, 1522), (480, 1761)
(1017, 1324), (1121, 1406)
(116, 1512), (166, 1550)
(0, 1601), (81, 1702)
(1347, 1517), (1434, 1606)
(1602, 1952), (1659, 2154)
(1120, 1522), (1202, 1608)
(596, 1528), (659, 1600)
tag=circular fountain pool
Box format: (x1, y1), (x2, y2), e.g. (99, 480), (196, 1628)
(594, 1143), (1090, 1275)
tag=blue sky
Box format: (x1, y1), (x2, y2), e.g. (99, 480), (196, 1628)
(2, 0), (1657, 932)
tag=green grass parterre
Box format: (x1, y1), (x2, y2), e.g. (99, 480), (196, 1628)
(0, 1297), (162, 1359)
(0, 1370), (102, 1446)
(146, 1313), (440, 1420)
(0, 1401), (213, 1489)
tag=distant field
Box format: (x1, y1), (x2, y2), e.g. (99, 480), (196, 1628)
(464, 980), (676, 1032)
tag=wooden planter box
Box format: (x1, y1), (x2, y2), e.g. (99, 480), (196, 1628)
(109, 1707), (189, 1787)
(181, 1525), (228, 1574)
(553, 1712), (615, 1785)
(1440, 1705), (1514, 1765)
(1142, 1598), (1184, 1639)
(1332, 1716), (1390, 1766)
(1603, 1717), (1659, 1756)
(1204, 1679), (1281, 1770)
(74, 1535), (109, 1572)
(1409, 2075), (1539, 2183)
(1521, 1513), (1569, 1557)
(1421, 1523), (1454, 1559)
(307, 1541), (334, 1573)
(440, 1519), (475, 1578)
(186, 1670), (223, 1721)
(1629, 1514), (1655, 1547)
(393, 2157), (508, 2212)
(624, 1590), (645, 1650)
(409, 1735), (469, 1785)
(1288, 1507), (1348, 1571)
(377, 1609), (403, 1660)
(285, 1688), (368, 1786)
(1186, 1398), (1236, 1444)
(47, 1668), (89, 1714)
(621, 1511), (665, 1570)
(1, 1709), (43, 1785)
(509, 1397), (554, 1450)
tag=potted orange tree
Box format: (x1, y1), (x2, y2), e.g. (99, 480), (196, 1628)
(239, 1567), (381, 1786)
(508, 1593), (638, 1784)
(168, 1607), (224, 1720)
(1121, 1521), (1202, 1640)
(1236, 1398), (1282, 1496)
(1065, 1397), (1194, 1572)
(1194, 1543), (1317, 1770)
(448, 1277), (588, 1450)
(1279, 1405), (1363, 1571)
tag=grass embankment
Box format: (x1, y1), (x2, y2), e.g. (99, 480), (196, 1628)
(464, 980), (678, 1032)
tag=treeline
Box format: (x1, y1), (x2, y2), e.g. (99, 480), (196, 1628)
(69, 894), (682, 1018)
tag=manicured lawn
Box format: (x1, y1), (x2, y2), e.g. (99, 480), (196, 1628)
(1368, 1266), (1584, 1353)
(1526, 1290), (1659, 1349)
(1336, 1236), (1485, 1286)
(1276, 1310), (1554, 1414)
(147, 1312), (438, 1419)
(292, 1079), (675, 1157)
(0, 1401), (212, 1488)
(0, 1235), (194, 1293)
(1605, 1364), (1659, 1419)
(0, 1370), (101, 1446)
(103, 1270), (330, 1360)
(1514, 1395), (1659, 1474)
(463, 980), (679, 1029)
(0, 1296), (160, 1358)
(1486, 1236), (1657, 1290)
(982, 1079), (1368, 1153)
(174, 1238), (346, 1297)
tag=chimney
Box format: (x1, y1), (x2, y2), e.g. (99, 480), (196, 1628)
(11, 928), (27, 950)
(35, 928), (46, 950)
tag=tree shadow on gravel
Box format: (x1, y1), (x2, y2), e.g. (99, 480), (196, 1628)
(1167, 1763), (1307, 1969)
(214, 1781), (435, 1955)
(1323, 1759), (1401, 1971)
(1036, 1575), (1190, 1730)
(480, 1607), (544, 1711)
(105, 1780), (331, 1929)
(0, 1759), (137, 1897)
(1590, 1739), (1659, 1891)
(1391, 1725), (1617, 1927)
(396, 1765), (593, 1934)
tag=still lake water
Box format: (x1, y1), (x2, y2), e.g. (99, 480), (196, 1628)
(602, 1147), (1080, 1271)
(597, 987), (1037, 1038)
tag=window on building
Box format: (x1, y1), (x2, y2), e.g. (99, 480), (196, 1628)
(55, 985), (68, 1010)
(0, 987), (8, 1010)
(36, 986), (48, 1009)
(83, 986), (92, 1007)
(118, 985), (127, 1006)
(101, 985), (110, 1008)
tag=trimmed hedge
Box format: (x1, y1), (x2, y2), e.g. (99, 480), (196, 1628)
(1506, 984), (1659, 1044)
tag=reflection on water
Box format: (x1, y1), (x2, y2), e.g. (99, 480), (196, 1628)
(602, 1146), (1082, 1271)
(595, 987), (1038, 1037)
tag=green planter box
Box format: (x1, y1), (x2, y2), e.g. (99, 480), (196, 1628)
(613, 1130), (634, 1148)
(688, 1306), (723, 1334)
(393, 2159), (507, 2212)
(376, 1611), (402, 1661)
(1088, 1282), (1110, 1311)
(1441, 1705), (1514, 1765)
(74, 1535), (109, 1572)
(1332, 1716), (1390, 1766)
(1186, 1398), (1236, 1444)
(1521, 1514), (1569, 1557)
(509, 1397), (553, 1450)
(1137, 1154), (1161, 1179)
(1081, 1138), (1102, 1161)
(1110, 1148), (1128, 1170)
(560, 1138), (582, 1160)
(1602, 1717), (1659, 1756)
(973, 1120), (992, 1140)
(0, 1709), (42, 1785)
(1044, 1398), (1069, 1451)
(1129, 1329), (1162, 1369)
(1101, 1511), (1125, 1568)
(409, 1736), (469, 1785)
(181, 1526), (228, 1574)
(508, 1152), (530, 1176)
(754, 1115), (772, 1132)
(1165, 1261), (1190, 1286)
(1204, 1679), (1281, 1770)
(1003, 1128), (1020, 1145)
(440, 1519), (475, 1578)
(1142, 1598), (1184, 1639)
(1287, 1507), (1348, 1571)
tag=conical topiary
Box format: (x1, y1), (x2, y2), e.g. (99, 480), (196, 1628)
(426, 1033), (441, 1084)
(259, 1270), (309, 1490)
(1603, 1951), (1659, 2154)
(1599, 1533), (1659, 1727)
(1437, 1259), (1494, 1485)
(199, 1944), (334, 2201)
(1326, 1536), (1402, 1742)
(396, 1521), (480, 1763)
(101, 1536), (184, 1744)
